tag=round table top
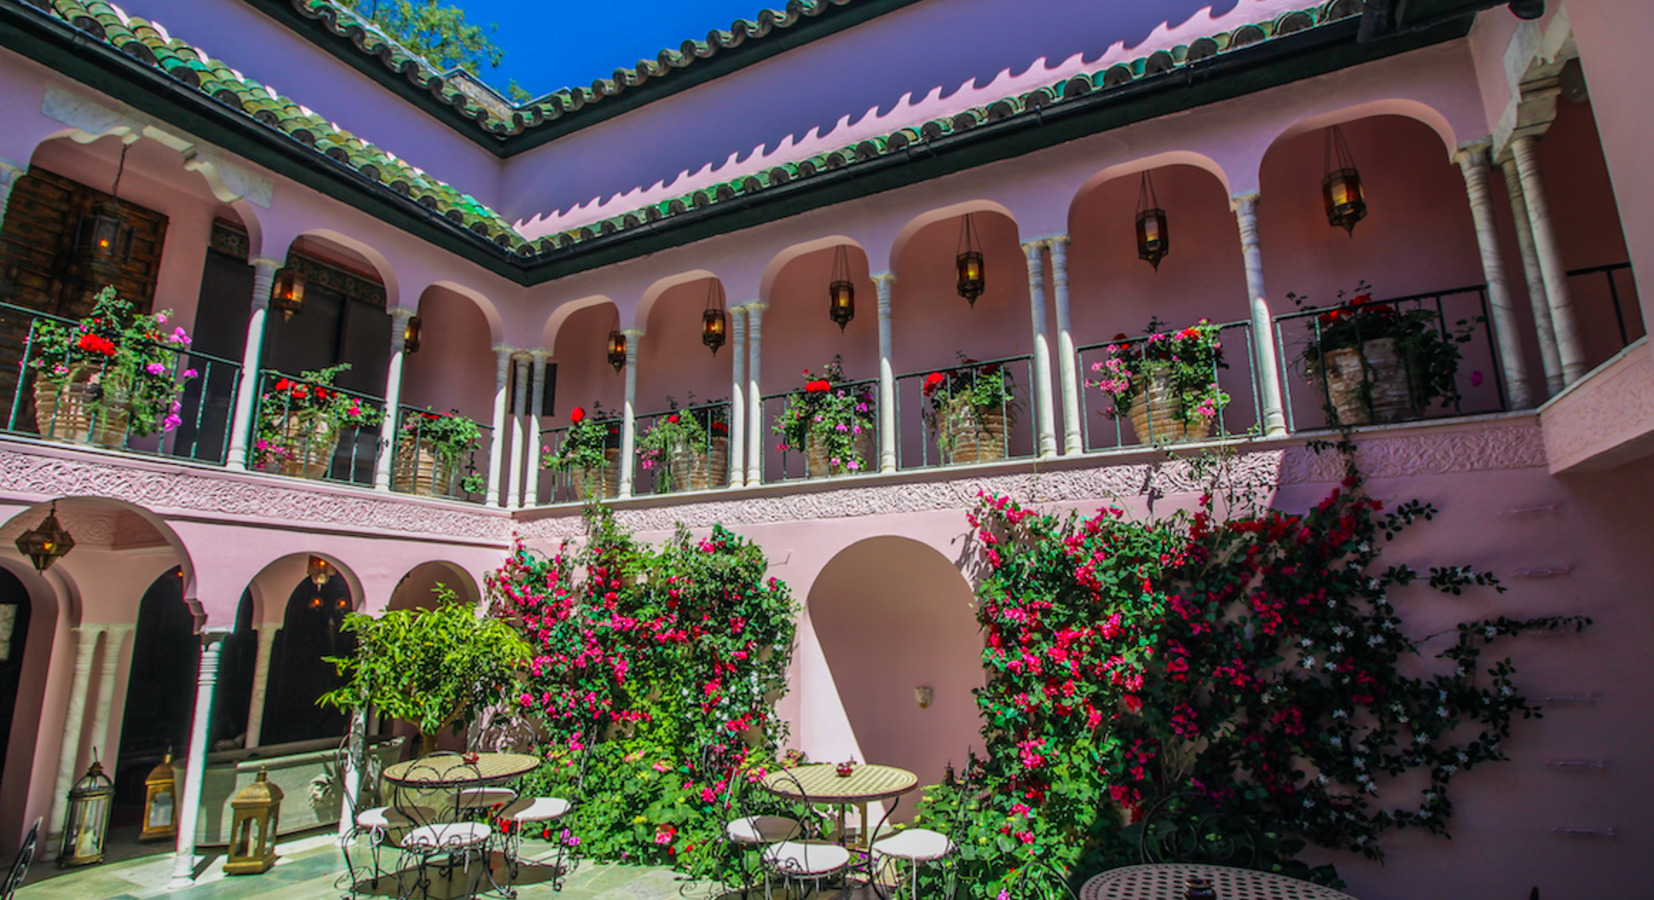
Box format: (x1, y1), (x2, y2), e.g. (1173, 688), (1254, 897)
(382, 752), (541, 787)
(1080, 864), (1358, 900)
(761, 764), (918, 803)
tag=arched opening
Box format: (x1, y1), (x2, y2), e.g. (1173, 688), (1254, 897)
(112, 566), (196, 823)
(259, 571), (355, 746)
(398, 284), (499, 501)
(389, 561), (480, 612)
(543, 298), (625, 503)
(635, 274), (733, 496)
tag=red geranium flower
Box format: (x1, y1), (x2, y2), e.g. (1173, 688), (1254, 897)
(75, 333), (117, 356)
(667, 415), (679, 423)
(570, 407), (586, 423)
(805, 379), (831, 393)
(922, 372), (946, 397)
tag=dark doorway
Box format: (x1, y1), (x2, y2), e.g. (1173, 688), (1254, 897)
(0, 569), (32, 798)
(113, 568), (195, 817)
(258, 574), (354, 746)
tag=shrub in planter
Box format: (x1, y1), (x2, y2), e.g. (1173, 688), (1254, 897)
(395, 407), (487, 496)
(543, 403), (622, 499)
(638, 398), (729, 493)
(922, 355), (1018, 464)
(772, 356), (875, 477)
(1088, 318), (1227, 443)
(253, 364), (382, 478)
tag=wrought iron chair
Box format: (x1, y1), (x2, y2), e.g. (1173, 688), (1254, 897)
(496, 717), (597, 890)
(391, 752), (496, 900)
(871, 756), (978, 900)
(759, 767), (852, 900)
(1131, 792), (1259, 868)
(0, 817), (39, 900)
(716, 751), (801, 900)
(334, 730), (428, 898)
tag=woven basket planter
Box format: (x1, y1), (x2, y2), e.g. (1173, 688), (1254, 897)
(805, 431), (873, 478)
(33, 378), (130, 449)
(665, 436), (729, 492)
(570, 448), (621, 500)
(936, 402), (1008, 464)
(1126, 368), (1215, 444)
(1316, 337), (1415, 426)
(267, 414), (338, 480)
(391, 438), (458, 496)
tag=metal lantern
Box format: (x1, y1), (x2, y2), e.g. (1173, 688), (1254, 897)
(58, 758), (113, 867)
(956, 214), (985, 306)
(1322, 124), (1367, 236)
(140, 750), (177, 842)
(828, 245), (855, 330)
(607, 328), (628, 373)
(403, 315), (423, 354)
(75, 144), (134, 276)
(307, 555), (333, 587)
(701, 282), (727, 356)
(1135, 171), (1170, 270)
(15, 501), (74, 572)
(270, 267), (306, 321)
(224, 767), (283, 876)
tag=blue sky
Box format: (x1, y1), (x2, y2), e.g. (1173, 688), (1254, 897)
(452, 0), (782, 96)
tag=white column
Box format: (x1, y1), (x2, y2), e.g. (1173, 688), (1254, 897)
(1510, 136), (1587, 386)
(525, 350), (549, 506)
(1455, 145), (1532, 409)
(0, 160), (22, 230)
(728, 308), (747, 488)
(746, 303), (766, 486)
(85, 625), (130, 772)
(170, 630), (229, 887)
(337, 707), (366, 841)
(244, 626), (280, 749)
(226, 259), (280, 470)
(373, 307), (413, 491)
(1502, 156), (1563, 396)
(1232, 194), (1288, 436)
(1048, 238), (1083, 455)
(507, 354), (530, 507)
(1023, 243), (1058, 458)
(48, 625), (104, 850)
(618, 331), (641, 499)
(874, 275), (898, 474)
(485, 346), (512, 508)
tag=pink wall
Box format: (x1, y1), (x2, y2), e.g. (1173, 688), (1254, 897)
(402, 286), (498, 423)
(637, 278), (735, 416)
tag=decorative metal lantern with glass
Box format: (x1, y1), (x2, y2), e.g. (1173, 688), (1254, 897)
(58, 758), (114, 867)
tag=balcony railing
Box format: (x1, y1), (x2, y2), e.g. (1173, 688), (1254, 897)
(1075, 321), (1261, 451)
(0, 301), (242, 464)
(539, 422), (622, 504)
(893, 355), (1036, 469)
(761, 376), (881, 481)
(631, 400), (734, 497)
(250, 369), (384, 488)
(1567, 262), (1644, 365)
(391, 405), (491, 503)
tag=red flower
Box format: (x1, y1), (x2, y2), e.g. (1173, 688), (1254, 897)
(76, 333), (117, 356)
(570, 407), (586, 423)
(667, 415), (679, 423)
(711, 422), (728, 434)
(922, 372), (946, 397)
(274, 378), (293, 392)
(805, 379), (831, 393)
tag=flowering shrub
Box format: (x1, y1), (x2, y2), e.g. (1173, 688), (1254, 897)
(543, 402), (621, 473)
(1289, 282), (1480, 412)
(772, 355), (875, 475)
(28, 286), (198, 436)
(637, 398), (729, 492)
(912, 441), (1587, 895)
(252, 363), (381, 470)
(1088, 318), (1227, 429)
(399, 407), (487, 494)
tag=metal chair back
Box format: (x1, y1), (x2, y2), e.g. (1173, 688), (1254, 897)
(0, 817), (40, 900)
(1133, 792), (1258, 869)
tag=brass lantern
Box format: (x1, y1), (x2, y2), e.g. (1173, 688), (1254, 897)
(403, 315), (423, 354)
(828, 245), (855, 330)
(75, 144), (134, 276)
(15, 501), (74, 572)
(58, 758), (114, 867)
(1322, 124), (1367, 235)
(307, 555), (333, 587)
(139, 750), (177, 842)
(701, 282), (727, 356)
(270, 267), (306, 321)
(607, 325), (628, 373)
(1135, 171), (1170, 270)
(224, 767), (283, 876)
(956, 214), (985, 306)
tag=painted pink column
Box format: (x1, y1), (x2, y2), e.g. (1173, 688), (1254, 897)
(874, 274), (897, 474)
(526, 351), (549, 506)
(226, 259), (279, 470)
(1501, 156), (1563, 396)
(618, 331), (641, 499)
(170, 630), (228, 887)
(1023, 242), (1057, 459)
(1456, 144), (1531, 409)
(1510, 135), (1587, 385)
(48, 625), (104, 851)
(728, 307), (747, 488)
(485, 346), (512, 508)
(1048, 238), (1082, 455)
(1232, 194), (1288, 436)
(373, 307), (413, 491)
(508, 354), (530, 507)
(746, 303), (766, 486)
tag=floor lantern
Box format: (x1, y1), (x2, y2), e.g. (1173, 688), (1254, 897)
(701, 281), (728, 356)
(1323, 124), (1367, 235)
(224, 767), (283, 876)
(140, 750), (177, 842)
(828, 245), (855, 330)
(58, 757), (113, 867)
(956, 213), (985, 307)
(1136, 171), (1170, 270)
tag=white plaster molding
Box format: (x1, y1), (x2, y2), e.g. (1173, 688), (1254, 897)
(43, 84), (140, 143)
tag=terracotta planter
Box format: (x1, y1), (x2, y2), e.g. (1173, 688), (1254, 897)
(805, 431), (873, 478)
(33, 377), (130, 449)
(267, 414), (338, 479)
(664, 436), (729, 492)
(570, 448), (621, 500)
(1316, 337), (1414, 426)
(392, 438), (458, 496)
(935, 402), (1008, 464)
(1127, 368), (1215, 444)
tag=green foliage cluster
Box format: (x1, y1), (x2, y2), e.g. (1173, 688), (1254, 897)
(400, 406), (487, 493)
(637, 398), (730, 493)
(772, 356), (876, 475)
(1289, 283), (1481, 414)
(543, 403), (622, 475)
(1088, 318), (1229, 429)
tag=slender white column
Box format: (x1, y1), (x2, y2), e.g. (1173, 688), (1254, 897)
(525, 351), (549, 506)
(48, 625), (104, 850)
(1023, 242), (1058, 459)
(86, 625), (130, 773)
(1510, 136), (1587, 386)
(170, 630), (229, 887)
(746, 303), (766, 486)
(373, 307), (414, 491)
(485, 346), (512, 508)
(1502, 156), (1563, 395)
(1455, 145), (1532, 409)
(728, 308), (747, 488)
(874, 275), (897, 474)
(1048, 238), (1083, 455)
(244, 626), (281, 748)
(618, 331), (641, 499)
(1232, 194), (1288, 436)
(337, 707), (366, 841)
(0, 161), (22, 231)
(507, 354), (530, 507)
(226, 259), (280, 470)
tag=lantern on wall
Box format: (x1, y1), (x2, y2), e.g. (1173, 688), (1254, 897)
(403, 315), (423, 354)
(307, 555), (333, 587)
(1322, 124), (1367, 235)
(701, 282), (728, 356)
(223, 767), (283, 876)
(75, 144), (134, 276)
(956, 214), (985, 307)
(15, 501), (75, 573)
(828, 245), (855, 330)
(58, 758), (114, 867)
(140, 750), (177, 842)
(1135, 171), (1170, 270)
(270, 266), (306, 321)
(607, 327), (628, 373)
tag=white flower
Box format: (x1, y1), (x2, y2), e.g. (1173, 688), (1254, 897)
(1303, 656), (1316, 669)
(1437, 706), (1449, 717)
(1368, 634), (1383, 646)
(1304, 798), (1315, 808)
(1330, 736), (1342, 747)
(1484, 626), (1497, 638)
(1332, 709), (1349, 719)
(1331, 643), (1344, 654)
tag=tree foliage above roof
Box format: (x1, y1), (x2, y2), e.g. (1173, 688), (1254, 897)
(334, 0), (530, 98)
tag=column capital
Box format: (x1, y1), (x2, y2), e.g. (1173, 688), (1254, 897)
(249, 256), (282, 272)
(492, 344), (517, 358)
(387, 305), (416, 321)
(737, 300), (768, 314)
(0, 159), (23, 186)
(72, 623), (109, 637)
(729, 304), (748, 319)
(621, 327), (645, 338)
(1230, 192), (1261, 214)
(1453, 140), (1493, 170)
(1020, 239), (1046, 258)
(198, 627), (232, 646)
(530, 348), (551, 362)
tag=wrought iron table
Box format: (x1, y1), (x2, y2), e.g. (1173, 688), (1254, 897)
(1080, 864), (1359, 900)
(761, 763), (918, 849)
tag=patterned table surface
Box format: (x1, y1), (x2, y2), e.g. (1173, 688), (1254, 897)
(381, 752), (541, 787)
(761, 764), (919, 803)
(1080, 864), (1358, 900)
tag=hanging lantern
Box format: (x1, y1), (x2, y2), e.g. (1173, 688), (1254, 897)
(307, 555), (333, 587)
(701, 282), (728, 356)
(403, 315), (423, 354)
(223, 767), (283, 876)
(828, 245), (855, 330)
(75, 144), (134, 276)
(1135, 171), (1170, 270)
(1322, 124), (1367, 236)
(140, 749), (177, 842)
(607, 328), (627, 373)
(270, 267), (306, 321)
(58, 757), (114, 867)
(956, 214), (985, 307)
(15, 501), (74, 573)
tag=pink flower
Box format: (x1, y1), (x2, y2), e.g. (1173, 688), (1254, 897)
(146, 362), (167, 376)
(182, 368), (198, 379)
(154, 313), (167, 324)
(1470, 370), (1484, 387)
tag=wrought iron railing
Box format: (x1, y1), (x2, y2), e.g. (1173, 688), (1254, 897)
(538, 420), (624, 504)
(390, 405), (491, 503)
(760, 376), (881, 482)
(892, 354), (1035, 470)
(250, 369), (384, 487)
(630, 400), (734, 497)
(1075, 320), (1260, 451)
(1566, 262), (1643, 363)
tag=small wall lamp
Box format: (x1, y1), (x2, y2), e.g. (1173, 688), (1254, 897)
(915, 686), (934, 709)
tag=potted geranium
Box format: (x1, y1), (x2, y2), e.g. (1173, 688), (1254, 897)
(543, 403), (622, 500)
(637, 398), (729, 494)
(1290, 284), (1479, 425)
(772, 356), (875, 478)
(252, 363), (382, 479)
(393, 407), (488, 498)
(922, 356), (1018, 464)
(1089, 318), (1228, 443)
(26, 286), (198, 449)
